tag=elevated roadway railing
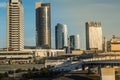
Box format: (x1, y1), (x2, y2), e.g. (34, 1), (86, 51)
(82, 53), (120, 66)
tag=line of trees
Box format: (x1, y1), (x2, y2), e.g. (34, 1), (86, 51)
(22, 67), (69, 79)
(0, 72), (8, 80)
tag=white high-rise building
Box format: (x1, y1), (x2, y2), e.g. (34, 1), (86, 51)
(7, 0), (24, 51)
(86, 21), (102, 50)
(55, 23), (68, 49)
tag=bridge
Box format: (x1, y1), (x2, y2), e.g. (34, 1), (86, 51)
(82, 53), (120, 66)
(45, 52), (120, 71)
(45, 52), (120, 80)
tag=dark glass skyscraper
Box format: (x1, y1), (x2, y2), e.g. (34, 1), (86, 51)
(36, 2), (51, 49)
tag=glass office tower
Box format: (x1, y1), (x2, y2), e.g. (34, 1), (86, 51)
(55, 23), (68, 49)
(70, 34), (80, 50)
(36, 2), (51, 49)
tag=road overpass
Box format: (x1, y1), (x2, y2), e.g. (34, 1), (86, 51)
(45, 52), (120, 71)
(82, 53), (120, 66)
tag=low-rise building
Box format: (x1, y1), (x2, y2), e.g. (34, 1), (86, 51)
(23, 49), (65, 58)
(0, 49), (65, 64)
(107, 37), (120, 52)
(71, 49), (83, 55)
(0, 51), (33, 64)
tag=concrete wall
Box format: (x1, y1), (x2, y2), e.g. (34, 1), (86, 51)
(100, 68), (115, 80)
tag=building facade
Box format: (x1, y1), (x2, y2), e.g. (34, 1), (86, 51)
(7, 0), (24, 51)
(70, 34), (80, 50)
(107, 37), (120, 52)
(86, 21), (102, 50)
(0, 49), (65, 64)
(36, 2), (51, 49)
(55, 23), (68, 49)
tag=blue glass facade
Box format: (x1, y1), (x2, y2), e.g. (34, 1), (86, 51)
(55, 23), (68, 49)
(70, 35), (80, 50)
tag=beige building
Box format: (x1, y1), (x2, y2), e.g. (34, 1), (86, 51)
(71, 50), (83, 55)
(0, 51), (33, 64)
(23, 49), (65, 58)
(100, 68), (115, 80)
(7, 0), (24, 51)
(86, 21), (102, 50)
(0, 49), (65, 64)
(107, 38), (120, 52)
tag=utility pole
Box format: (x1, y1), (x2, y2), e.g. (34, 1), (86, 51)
(103, 37), (107, 53)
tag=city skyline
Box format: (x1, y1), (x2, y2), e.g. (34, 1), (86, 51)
(0, 0), (120, 49)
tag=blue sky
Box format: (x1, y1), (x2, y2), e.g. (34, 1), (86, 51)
(0, 0), (120, 49)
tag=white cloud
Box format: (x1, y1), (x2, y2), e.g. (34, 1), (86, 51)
(0, 2), (6, 8)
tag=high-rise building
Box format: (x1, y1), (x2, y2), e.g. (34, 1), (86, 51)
(55, 23), (68, 49)
(7, 0), (24, 51)
(36, 2), (51, 49)
(86, 21), (102, 50)
(70, 34), (80, 50)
